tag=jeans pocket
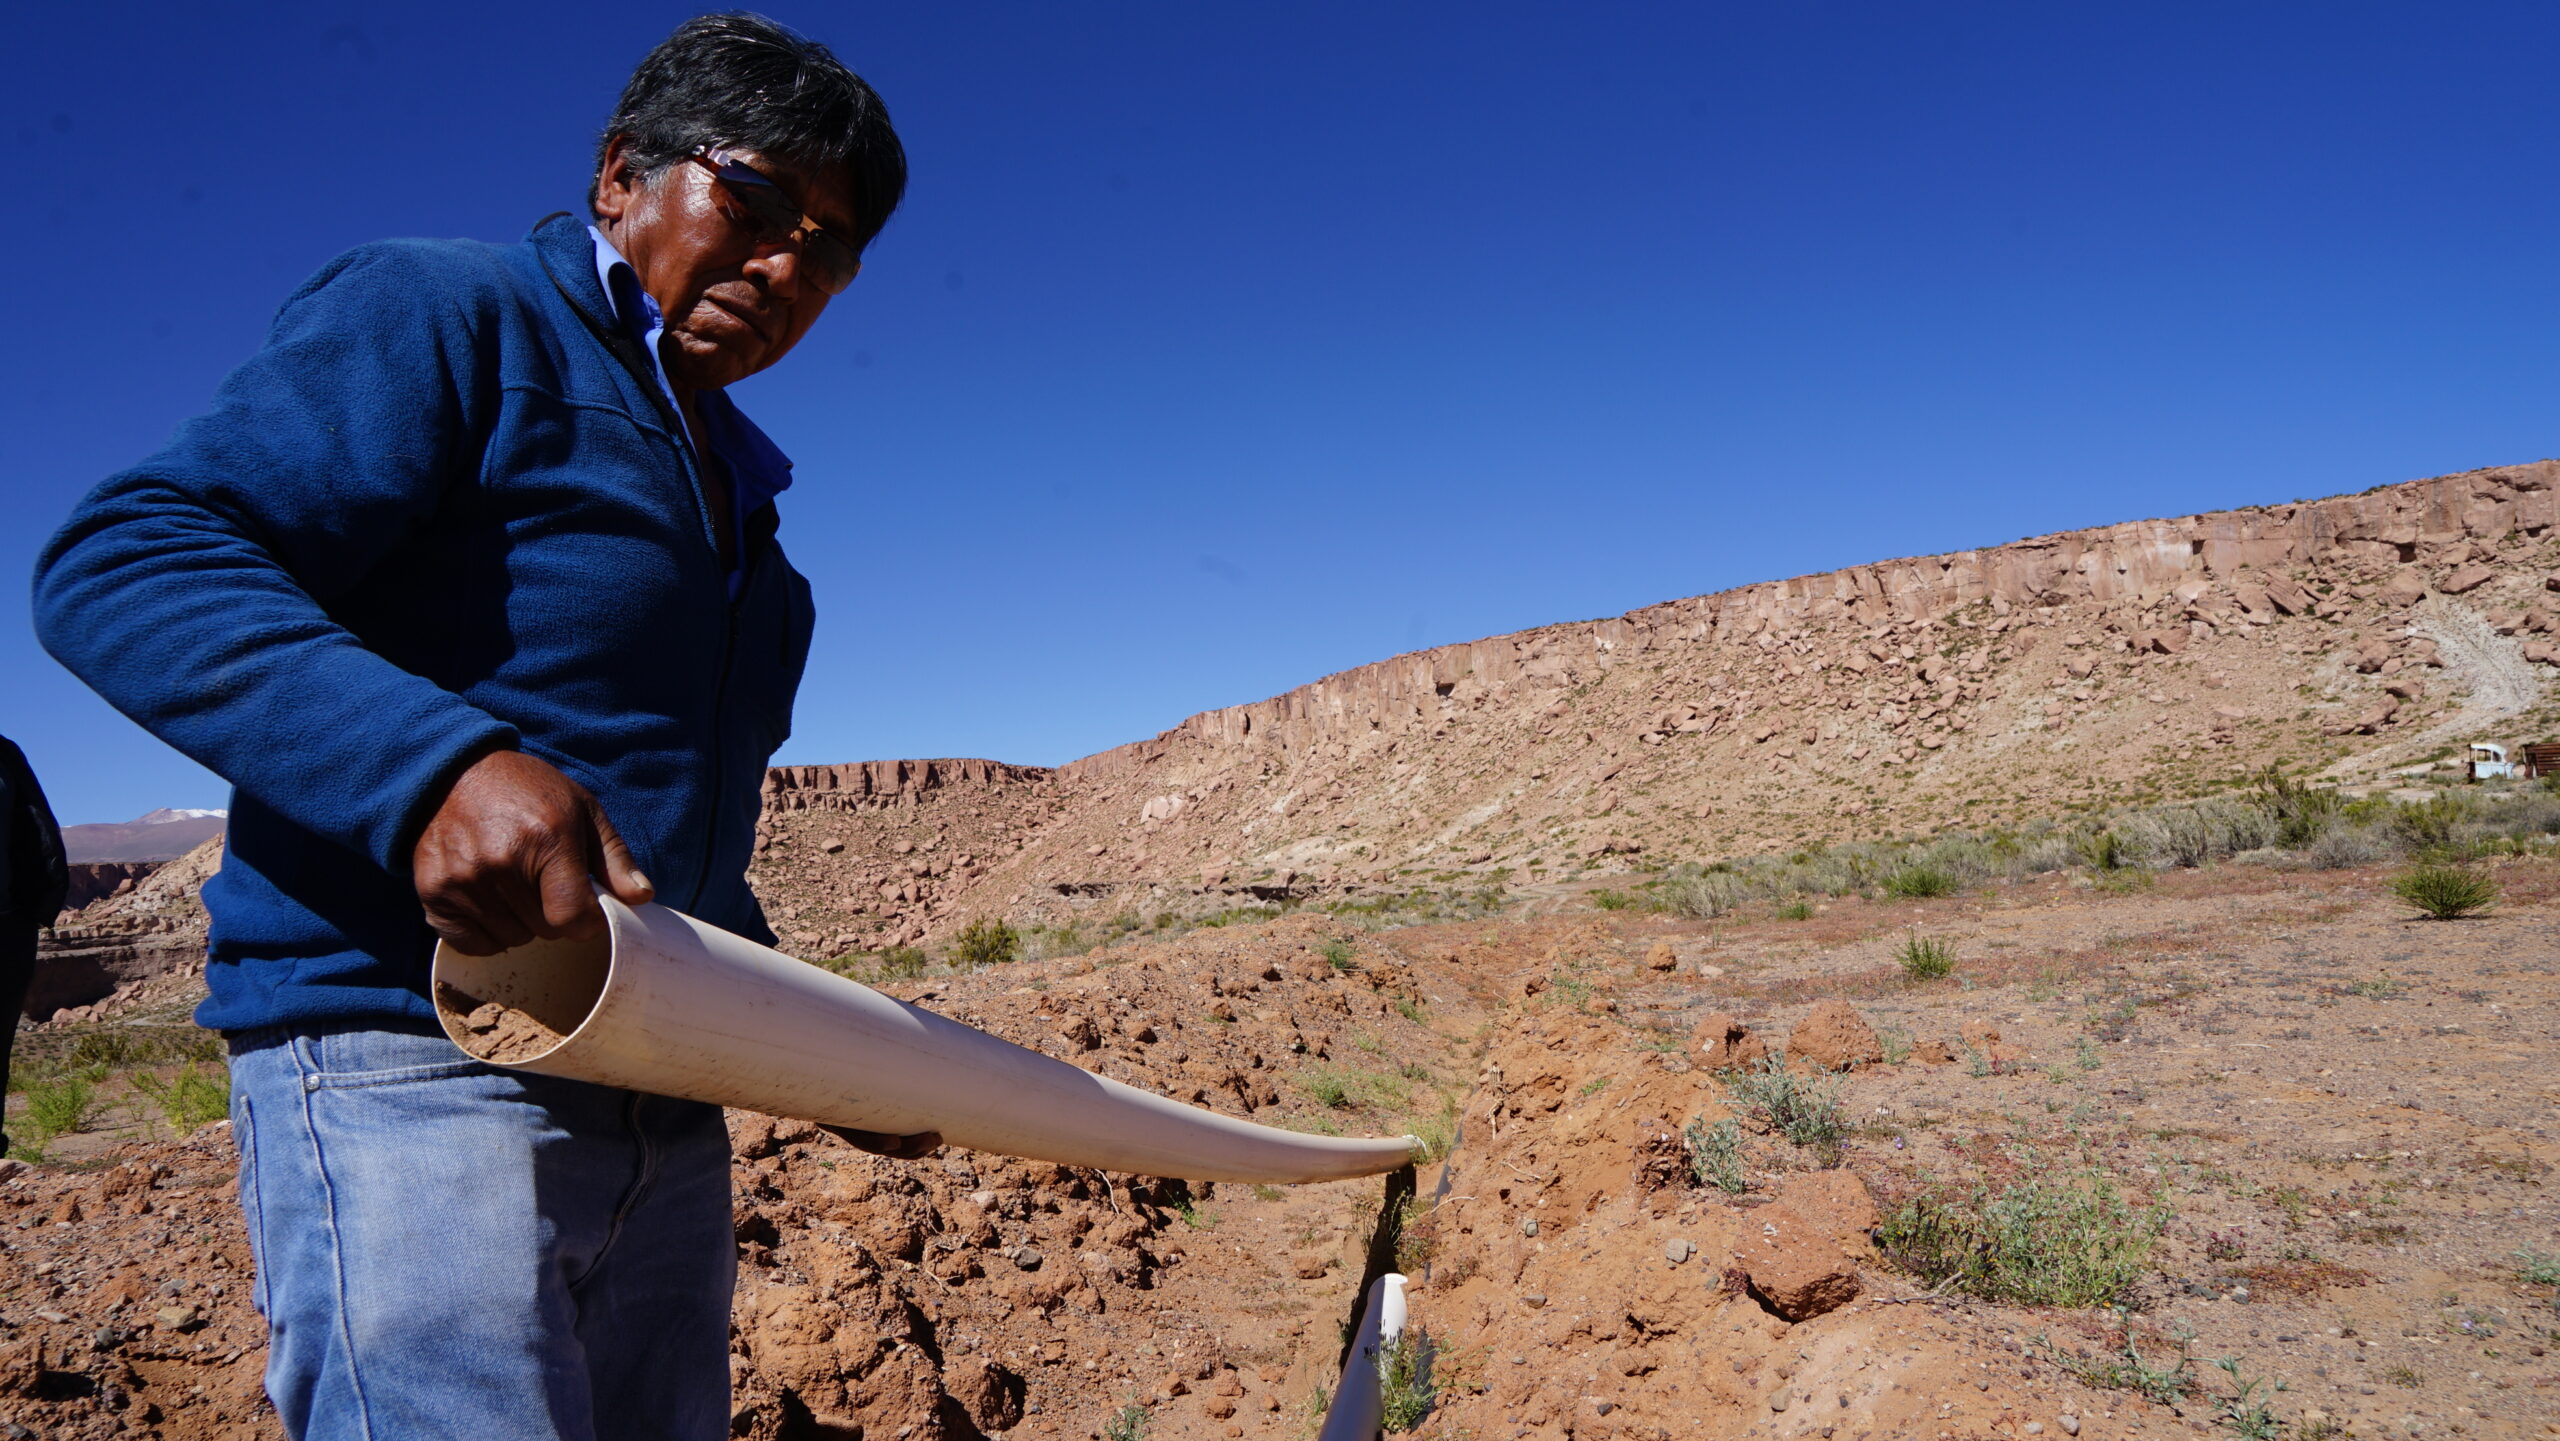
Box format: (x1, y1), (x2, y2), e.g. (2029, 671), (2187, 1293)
(302, 1030), (494, 1089)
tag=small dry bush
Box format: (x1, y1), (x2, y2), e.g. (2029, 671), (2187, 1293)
(1657, 866), (1749, 918)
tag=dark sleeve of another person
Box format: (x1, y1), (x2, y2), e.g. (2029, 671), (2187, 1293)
(0, 735), (68, 1136)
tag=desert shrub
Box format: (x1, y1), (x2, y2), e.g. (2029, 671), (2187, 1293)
(68, 1031), (137, 1070)
(15, 1075), (97, 1156)
(2203, 797), (2278, 855)
(2253, 767), (2342, 847)
(2306, 824), (2392, 869)
(1910, 837), (1998, 886)
(1589, 888), (1637, 911)
(1877, 1173), (2163, 1307)
(2390, 864), (2498, 919)
(951, 918), (1020, 968)
(1774, 899), (1813, 921)
(2211, 1357), (2287, 1441)
(1657, 866), (1750, 918)
(1884, 865), (1957, 899)
(1810, 843), (1899, 894)
(131, 1063), (229, 1131)
(1896, 934), (1956, 980)
(1294, 1063), (1410, 1113)
(2389, 793), (2471, 852)
(2037, 1321), (2196, 1404)
(1682, 1116), (1749, 1192)
(1378, 1329), (1437, 1432)
(1319, 938), (1358, 971)
(2015, 831), (2081, 874)
(2075, 827), (2127, 871)
(1102, 1403), (1148, 1441)
(2499, 792), (2560, 837)
(1723, 1055), (1844, 1158)
(1411, 1102), (1459, 1164)
(2514, 1248), (2560, 1288)
(1015, 923), (1090, 961)
(2110, 812), (2177, 868)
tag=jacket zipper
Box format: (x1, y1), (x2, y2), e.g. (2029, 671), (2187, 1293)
(688, 593), (741, 913)
(540, 239), (746, 916)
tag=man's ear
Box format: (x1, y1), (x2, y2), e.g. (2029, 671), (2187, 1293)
(593, 134), (638, 224)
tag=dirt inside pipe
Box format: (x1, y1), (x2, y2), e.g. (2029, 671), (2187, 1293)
(437, 981), (568, 1063)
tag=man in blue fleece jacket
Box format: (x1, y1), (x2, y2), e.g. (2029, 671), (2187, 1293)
(33, 15), (927, 1439)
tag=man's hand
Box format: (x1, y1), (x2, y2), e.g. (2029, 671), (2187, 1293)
(413, 750), (654, 955)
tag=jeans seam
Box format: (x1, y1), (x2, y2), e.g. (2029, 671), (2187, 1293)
(290, 1034), (381, 1441)
(236, 1093), (270, 1317)
(568, 1090), (660, 1297)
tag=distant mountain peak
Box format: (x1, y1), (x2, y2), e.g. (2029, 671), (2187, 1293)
(62, 808), (230, 864)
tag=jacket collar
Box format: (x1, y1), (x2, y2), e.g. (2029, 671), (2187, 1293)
(527, 212), (685, 437)
(531, 211), (619, 334)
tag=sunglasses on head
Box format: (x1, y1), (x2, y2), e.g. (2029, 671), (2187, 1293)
(687, 146), (862, 296)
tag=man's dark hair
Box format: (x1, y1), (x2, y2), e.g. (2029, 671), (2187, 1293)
(592, 12), (906, 248)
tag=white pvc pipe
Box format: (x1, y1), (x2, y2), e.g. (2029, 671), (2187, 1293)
(430, 894), (1417, 1184)
(1318, 1271), (1409, 1441)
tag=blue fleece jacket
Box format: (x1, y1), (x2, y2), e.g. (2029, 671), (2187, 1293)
(32, 214), (814, 1034)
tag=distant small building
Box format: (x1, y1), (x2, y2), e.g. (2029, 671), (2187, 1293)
(2468, 742), (2518, 781)
(2520, 742), (2560, 779)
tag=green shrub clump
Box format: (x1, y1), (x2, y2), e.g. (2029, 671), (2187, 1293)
(132, 1063), (230, 1131)
(1378, 1327), (1437, 1432)
(1884, 865), (1957, 899)
(2390, 864), (2497, 919)
(1682, 1116), (1749, 1192)
(1878, 1173), (2164, 1307)
(1896, 934), (1956, 980)
(952, 917), (1021, 967)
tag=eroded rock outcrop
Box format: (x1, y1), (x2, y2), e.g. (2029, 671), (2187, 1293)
(746, 461), (2560, 949)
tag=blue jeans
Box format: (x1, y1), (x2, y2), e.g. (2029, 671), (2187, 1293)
(227, 1026), (735, 1441)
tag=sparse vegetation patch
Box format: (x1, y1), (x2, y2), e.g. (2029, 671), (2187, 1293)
(1878, 1172), (2163, 1307)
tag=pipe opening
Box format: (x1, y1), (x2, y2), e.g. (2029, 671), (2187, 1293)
(432, 926), (612, 1064)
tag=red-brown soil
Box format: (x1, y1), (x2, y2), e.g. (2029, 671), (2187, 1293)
(8, 859), (2559, 1438)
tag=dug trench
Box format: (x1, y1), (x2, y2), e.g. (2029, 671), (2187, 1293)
(7, 861), (2560, 1439)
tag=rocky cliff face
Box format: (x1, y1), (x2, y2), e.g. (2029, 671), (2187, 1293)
(27, 839), (220, 1022)
(61, 861), (163, 914)
(748, 462), (2560, 954)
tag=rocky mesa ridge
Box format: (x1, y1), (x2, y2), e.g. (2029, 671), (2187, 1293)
(756, 462), (2560, 952)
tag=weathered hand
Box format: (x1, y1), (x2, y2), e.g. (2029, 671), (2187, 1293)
(817, 1123), (943, 1160)
(412, 749), (654, 956)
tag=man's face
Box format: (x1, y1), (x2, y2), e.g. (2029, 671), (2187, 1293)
(593, 137), (861, 391)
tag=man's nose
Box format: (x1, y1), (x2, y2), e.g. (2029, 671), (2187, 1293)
(746, 243), (802, 301)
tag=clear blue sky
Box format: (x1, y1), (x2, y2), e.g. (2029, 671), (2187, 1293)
(8, 2), (2557, 825)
